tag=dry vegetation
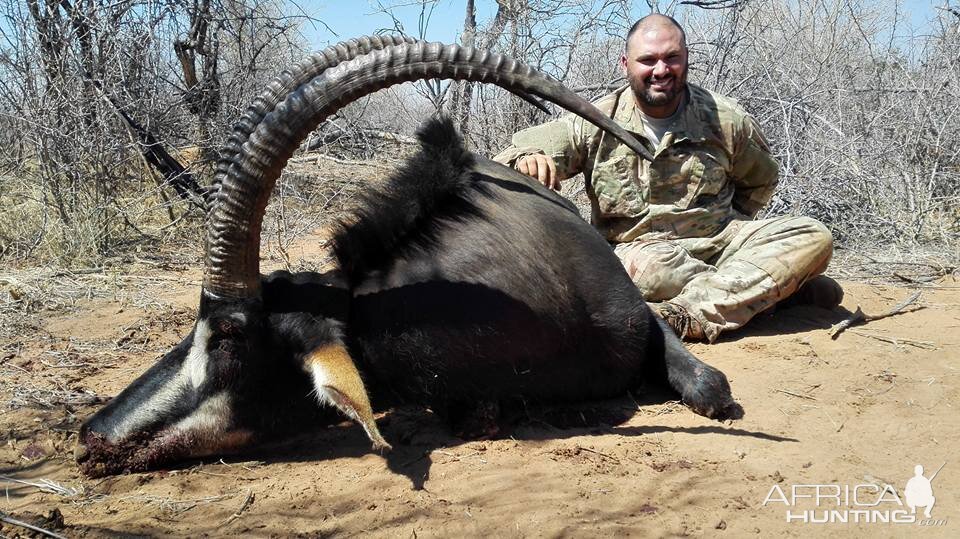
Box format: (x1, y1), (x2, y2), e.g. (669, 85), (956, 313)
(1, 0), (957, 268)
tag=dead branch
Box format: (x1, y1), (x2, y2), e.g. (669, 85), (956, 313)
(0, 511), (68, 539)
(774, 388), (818, 401)
(220, 490), (255, 525)
(848, 330), (937, 350)
(829, 291), (923, 339)
(680, 0), (748, 9)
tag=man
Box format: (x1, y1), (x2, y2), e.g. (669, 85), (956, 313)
(493, 14), (840, 342)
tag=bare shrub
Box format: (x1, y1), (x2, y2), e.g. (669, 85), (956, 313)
(2, 0), (957, 269)
(0, 0), (310, 266)
(681, 0), (960, 250)
(434, 0), (960, 256)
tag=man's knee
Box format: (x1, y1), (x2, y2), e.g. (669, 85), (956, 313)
(614, 241), (712, 301)
(765, 215), (834, 273)
(798, 216), (833, 249)
(792, 216), (834, 273)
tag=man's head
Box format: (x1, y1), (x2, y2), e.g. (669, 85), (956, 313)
(621, 14), (688, 118)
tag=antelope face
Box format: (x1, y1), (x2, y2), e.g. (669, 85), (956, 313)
(76, 297), (291, 476)
(76, 273), (387, 477)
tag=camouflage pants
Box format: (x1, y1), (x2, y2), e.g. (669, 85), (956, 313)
(613, 216), (834, 342)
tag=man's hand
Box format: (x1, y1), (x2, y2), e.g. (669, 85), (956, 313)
(515, 154), (560, 190)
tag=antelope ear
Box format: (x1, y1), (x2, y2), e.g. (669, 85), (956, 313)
(305, 344), (391, 452)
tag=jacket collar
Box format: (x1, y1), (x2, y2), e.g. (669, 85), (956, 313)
(612, 83), (715, 147)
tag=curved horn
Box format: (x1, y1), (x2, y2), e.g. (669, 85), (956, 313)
(204, 40), (650, 299)
(208, 35), (550, 203)
(208, 35), (418, 204)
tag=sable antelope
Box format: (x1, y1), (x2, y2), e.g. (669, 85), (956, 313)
(76, 36), (741, 477)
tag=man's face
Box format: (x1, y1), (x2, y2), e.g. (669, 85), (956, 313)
(620, 25), (688, 117)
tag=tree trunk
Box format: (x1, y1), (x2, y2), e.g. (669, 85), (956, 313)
(450, 0), (477, 142)
(174, 0), (221, 147)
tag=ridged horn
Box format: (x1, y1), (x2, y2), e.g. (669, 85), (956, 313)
(207, 35), (418, 205)
(203, 40), (650, 299)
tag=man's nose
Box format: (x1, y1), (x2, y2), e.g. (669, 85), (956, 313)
(653, 60), (670, 77)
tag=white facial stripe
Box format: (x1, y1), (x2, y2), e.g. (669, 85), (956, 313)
(167, 391), (232, 434)
(106, 319), (212, 442)
(163, 392), (250, 457)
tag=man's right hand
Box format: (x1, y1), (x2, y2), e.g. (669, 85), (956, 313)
(515, 154), (560, 190)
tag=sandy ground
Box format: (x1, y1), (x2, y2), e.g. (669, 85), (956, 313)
(1, 242), (958, 537)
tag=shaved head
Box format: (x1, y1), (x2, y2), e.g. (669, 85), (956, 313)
(626, 14), (687, 53)
(620, 14), (689, 117)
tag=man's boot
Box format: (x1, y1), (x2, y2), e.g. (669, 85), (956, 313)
(779, 275), (844, 309)
(649, 301), (705, 341)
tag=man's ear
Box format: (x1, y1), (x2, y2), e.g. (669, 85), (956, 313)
(619, 54), (628, 74)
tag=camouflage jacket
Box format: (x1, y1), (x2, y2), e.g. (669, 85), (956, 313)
(492, 83), (779, 243)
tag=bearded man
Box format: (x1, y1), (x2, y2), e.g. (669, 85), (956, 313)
(493, 14), (841, 342)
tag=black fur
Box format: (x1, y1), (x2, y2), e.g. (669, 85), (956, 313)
(330, 116), (740, 423)
(79, 117), (740, 477)
(333, 119), (484, 283)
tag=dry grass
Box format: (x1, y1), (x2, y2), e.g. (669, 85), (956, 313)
(0, 476), (84, 498)
(8, 383), (107, 410)
(115, 492), (240, 516)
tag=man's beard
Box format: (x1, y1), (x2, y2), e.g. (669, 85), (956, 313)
(629, 69), (687, 108)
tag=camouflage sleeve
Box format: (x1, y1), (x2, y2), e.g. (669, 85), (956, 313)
(491, 113), (594, 181)
(729, 114), (779, 218)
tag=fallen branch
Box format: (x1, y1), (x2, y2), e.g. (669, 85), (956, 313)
(220, 490), (255, 525)
(0, 512), (68, 539)
(829, 291), (923, 339)
(849, 330), (937, 350)
(892, 272), (940, 284)
(774, 388), (818, 401)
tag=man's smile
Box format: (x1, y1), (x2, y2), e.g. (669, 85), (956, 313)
(648, 77), (674, 91)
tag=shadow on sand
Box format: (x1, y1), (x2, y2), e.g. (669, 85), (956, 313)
(233, 386), (797, 491)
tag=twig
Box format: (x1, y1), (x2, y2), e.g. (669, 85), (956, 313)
(40, 359), (92, 369)
(157, 211), (188, 231)
(217, 458), (264, 471)
(892, 272), (939, 284)
(193, 470), (259, 481)
(774, 388), (818, 401)
(9, 385), (107, 409)
(0, 511), (68, 539)
(50, 268), (104, 278)
(220, 490), (255, 525)
(118, 493), (235, 515)
(849, 330), (937, 350)
(0, 476), (82, 497)
(829, 291), (923, 339)
(576, 445), (620, 464)
(435, 450), (486, 464)
(288, 153), (395, 168)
